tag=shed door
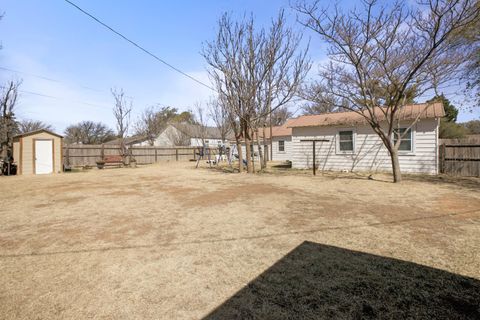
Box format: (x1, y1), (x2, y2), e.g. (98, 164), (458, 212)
(35, 140), (53, 174)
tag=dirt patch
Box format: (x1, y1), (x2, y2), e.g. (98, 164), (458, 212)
(183, 183), (295, 208)
(0, 162), (479, 319)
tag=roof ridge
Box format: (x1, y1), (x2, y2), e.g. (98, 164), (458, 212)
(295, 103), (436, 118)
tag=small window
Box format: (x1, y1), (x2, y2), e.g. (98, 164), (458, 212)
(339, 131), (354, 152)
(278, 140), (285, 152)
(393, 128), (412, 152)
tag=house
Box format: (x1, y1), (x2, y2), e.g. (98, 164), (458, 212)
(263, 122), (293, 161)
(235, 122), (294, 162)
(132, 123), (226, 147)
(287, 103), (445, 174)
(104, 135), (149, 146)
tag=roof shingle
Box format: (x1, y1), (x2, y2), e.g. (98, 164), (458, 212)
(288, 103), (444, 128)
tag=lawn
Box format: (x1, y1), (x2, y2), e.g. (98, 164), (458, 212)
(1, 162), (479, 319)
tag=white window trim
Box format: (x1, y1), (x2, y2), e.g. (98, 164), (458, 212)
(336, 128), (356, 155)
(392, 126), (416, 155)
(278, 140), (286, 153)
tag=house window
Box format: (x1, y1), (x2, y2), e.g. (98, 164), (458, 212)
(278, 140), (285, 152)
(393, 128), (412, 152)
(339, 130), (354, 152)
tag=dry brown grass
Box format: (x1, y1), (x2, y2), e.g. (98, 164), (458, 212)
(1, 162), (479, 319)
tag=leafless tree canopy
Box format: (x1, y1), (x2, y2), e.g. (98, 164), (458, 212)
(17, 119), (53, 134)
(203, 10), (310, 172)
(270, 106), (293, 126)
(295, 0), (480, 182)
(208, 97), (231, 142)
(64, 121), (115, 145)
(111, 88), (132, 158)
(134, 106), (177, 146)
(0, 80), (20, 158)
(111, 88), (132, 139)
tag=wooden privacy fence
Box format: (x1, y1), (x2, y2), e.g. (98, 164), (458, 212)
(439, 143), (480, 177)
(63, 144), (218, 167)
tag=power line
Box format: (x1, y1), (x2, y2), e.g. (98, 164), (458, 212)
(62, 0), (215, 92)
(16, 88), (110, 109)
(0, 66), (104, 93)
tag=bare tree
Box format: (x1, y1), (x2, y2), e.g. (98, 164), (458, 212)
(270, 106), (293, 126)
(111, 88), (132, 159)
(203, 10), (310, 173)
(295, 0), (480, 182)
(0, 80), (20, 159)
(17, 119), (53, 134)
(301, 83), (342, 114)
(208, 97), (231, 143)
(64, 121), (115, 144)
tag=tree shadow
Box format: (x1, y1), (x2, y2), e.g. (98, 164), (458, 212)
(203, 241), (480, 319)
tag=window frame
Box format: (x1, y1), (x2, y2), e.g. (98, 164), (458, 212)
(278, 140), (285, 153)
(336, 129), (356, 155)
(392, 127), (415, 155)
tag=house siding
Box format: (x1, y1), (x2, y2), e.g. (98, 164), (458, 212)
(272, 136), (292, 161)
(291, 119), (439, 174)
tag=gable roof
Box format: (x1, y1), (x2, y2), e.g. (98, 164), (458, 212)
(288, 103), (444, 128)
(258, 121), (293, 139)
(13, 129), (63, 139)
(104, 135), (149, 145)
(170, 122), (224, 139)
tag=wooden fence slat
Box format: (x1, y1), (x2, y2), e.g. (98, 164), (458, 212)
(62, 144), (211, 167)
(439, 142), (480, 177)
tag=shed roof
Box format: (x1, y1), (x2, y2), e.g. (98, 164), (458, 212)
(288, 103), (444, 128)
(13, 129), (63, 139)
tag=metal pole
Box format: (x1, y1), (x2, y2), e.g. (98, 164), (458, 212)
(313, 141), (316, 176)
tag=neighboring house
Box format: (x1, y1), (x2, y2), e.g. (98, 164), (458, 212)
(236, 122), (294, 162)
(133, 123), (226, 147)
(287, 103), (444, 174)
(104, 135), (149, 146)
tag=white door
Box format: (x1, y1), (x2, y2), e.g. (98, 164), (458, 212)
(35, 140), (53, 174)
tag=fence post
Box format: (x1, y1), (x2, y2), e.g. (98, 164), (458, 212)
(439, 144), (445, 174)
(101, 143), (105, 160)
(65, 144), (70, 168)
(175, 148), (179, 161)
(193, 148), (196, 160)
(155, 148), (158, 162)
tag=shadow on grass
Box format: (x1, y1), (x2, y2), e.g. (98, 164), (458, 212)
(203, 241), (480, 320)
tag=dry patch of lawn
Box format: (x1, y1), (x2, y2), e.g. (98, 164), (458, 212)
(0, 162), (479, 319)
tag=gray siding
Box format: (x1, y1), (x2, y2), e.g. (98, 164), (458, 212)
(291, 119), (439, 174)
(272, 136), (292, 161)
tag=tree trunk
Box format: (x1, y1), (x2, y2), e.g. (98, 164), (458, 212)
(262, 125), (268, 168)
(236, 139), (243, 173)
(244, 125), (253, 173)
(256, 128), (265, 170)
(389, 148), (402, 183)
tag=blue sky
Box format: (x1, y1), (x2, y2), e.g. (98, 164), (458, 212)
(0, 0), (477, 133)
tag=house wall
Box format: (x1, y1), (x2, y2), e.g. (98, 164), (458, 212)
(291, 119), (439, 174)
(272, 136), (292, 161)
(16, 132), (63, 174)
(191, 137), (223, 147)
